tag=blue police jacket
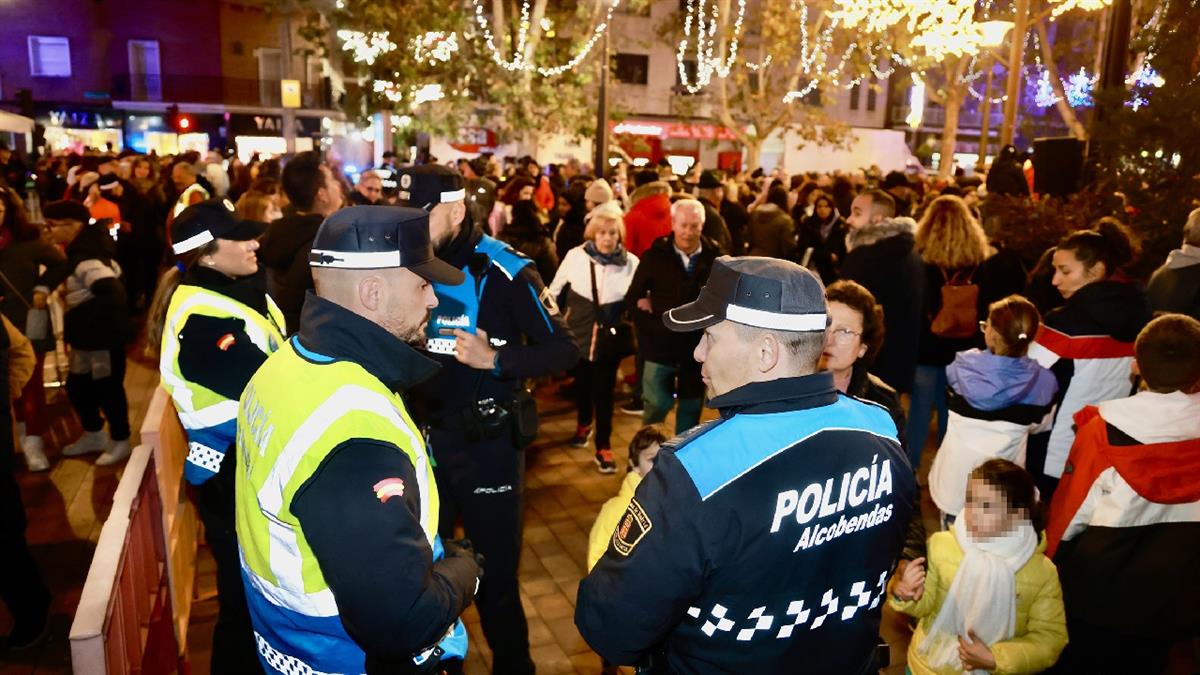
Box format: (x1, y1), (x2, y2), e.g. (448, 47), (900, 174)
(410, 223), (579, 427)
(576, 372), (917, 674)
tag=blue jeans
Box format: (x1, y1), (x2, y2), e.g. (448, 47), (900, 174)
(906, 364), (948, 469)
(642, 360), (703, 435)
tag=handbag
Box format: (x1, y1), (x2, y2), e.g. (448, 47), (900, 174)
(931, 267), (979, 339)
(0, 269), (55, 352)
(588, 260), (635, 361)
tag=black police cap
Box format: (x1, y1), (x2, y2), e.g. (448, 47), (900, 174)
(394, 165), (467, 210)
(664, 256), (828, 333)
(308, 206), (464, 284)
(171, 198), (265, 255)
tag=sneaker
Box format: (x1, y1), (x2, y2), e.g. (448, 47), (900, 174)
(22, 436), (49, 472)
(594, 448), (617, 474)
(619, 399), (644, 416)
(62, 430), (109, 457)
(95, 440), (132, 467)
(570, 425), (592, 448)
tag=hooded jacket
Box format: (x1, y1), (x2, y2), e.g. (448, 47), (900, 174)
(1027, 280), (1151, 478)
(257, 212), (323, 334)
(1146, 244), (1200, 320)
(624, 182), (673, 258)
(929, 349), (1058, 517)
(842, 218), (925, 393)
(1046, 391), (1200, 640)
(890, 531), (1067, 675)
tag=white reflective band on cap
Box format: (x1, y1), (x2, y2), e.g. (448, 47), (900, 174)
(726, 304), (826, 331)
(172, 230), (215, 254)
(441, 189), (466, 202)
(310, 249), (402, 269)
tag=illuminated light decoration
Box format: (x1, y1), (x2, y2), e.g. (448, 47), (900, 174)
(906, 73), (925, 129)
(746, 55), (773, 71)
(470, 0), (622, 77)
(337, 30), (397, 66)
(373, 80), (405, 103)
(412, 31), (459, 66)
(397, 115), (413, 127)
(666, 154), (697, 175)
(1034, 70), (1061, 108)
(1052, 0), (1112, 18)
(676, 0), (748, 93)
(412, 83), (445, 105)
(1064, 67), (1096, 107)
(1127, 64), (1165, 88)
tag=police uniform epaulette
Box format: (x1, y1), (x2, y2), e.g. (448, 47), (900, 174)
(475, 235), (531, 280)
(661, 418), (725, 453)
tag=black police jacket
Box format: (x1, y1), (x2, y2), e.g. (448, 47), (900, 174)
(576, 373), (917, 674)
(409, 222), (579, 428)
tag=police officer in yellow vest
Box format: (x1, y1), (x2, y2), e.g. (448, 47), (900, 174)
(236, 206), (484, 675)
(150, 198), (283, 673)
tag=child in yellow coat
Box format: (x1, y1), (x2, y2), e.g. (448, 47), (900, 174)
(890, 459), (1067, 674)
(587, 425), (667, 571)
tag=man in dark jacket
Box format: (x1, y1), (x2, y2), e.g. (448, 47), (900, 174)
(578, 257), (915, 674)
(985, 145), (1031, 197)
(1147, 208), (1200, 320)
(841, 190), (923, 394)
(258, 151), (344, 333)
(625, 199), (718, 435)
(695, 171), (733, 255)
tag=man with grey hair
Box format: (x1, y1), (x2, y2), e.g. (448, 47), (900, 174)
(579, 256), (916, 674)
(624, 198), (719, 435)
(1147, 207), (1200, 320)
(350, 170), (383, 205)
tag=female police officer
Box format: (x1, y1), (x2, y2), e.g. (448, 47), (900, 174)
(147, 198), (284, 673)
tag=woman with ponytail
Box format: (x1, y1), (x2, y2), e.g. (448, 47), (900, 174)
(150, 198), (283, 673)
(1026, 218), (1152, 497)
(929, 295), (1059, 528)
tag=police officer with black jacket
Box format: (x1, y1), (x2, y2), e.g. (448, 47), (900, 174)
(398, 165), (580, 675)
(576, 257), (917, 674)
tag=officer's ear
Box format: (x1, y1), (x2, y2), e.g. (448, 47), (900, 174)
(357, 273), (385, 313)
(451, 200), (466, 225)
(757, 332), (783, 374)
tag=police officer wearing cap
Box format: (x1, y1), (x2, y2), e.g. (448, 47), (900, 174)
(235, 206), (483, 674)
(397, 165), (579, 675)
(148, 197), (281, 673)
(576, 257), (917, 674)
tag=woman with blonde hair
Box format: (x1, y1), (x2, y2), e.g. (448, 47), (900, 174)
(907, 195), (1026, 466)
(547, 200), (638, 473)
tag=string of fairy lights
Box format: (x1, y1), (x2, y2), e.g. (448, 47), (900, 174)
(333, 0), (1151, 113)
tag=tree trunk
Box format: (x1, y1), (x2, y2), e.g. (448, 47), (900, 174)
(1037, 22), (1089, 140)
(939, 86), (964, 178)
(744, 138), (763, 173)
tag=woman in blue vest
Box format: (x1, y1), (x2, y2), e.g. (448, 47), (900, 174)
(146, 198), (284, 674)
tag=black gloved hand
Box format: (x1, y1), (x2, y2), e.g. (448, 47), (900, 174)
(443, 538), (486, 578)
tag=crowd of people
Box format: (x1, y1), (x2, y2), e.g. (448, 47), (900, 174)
(0, 139), (1197, 674)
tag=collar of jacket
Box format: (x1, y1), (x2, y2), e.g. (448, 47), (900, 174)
(438, 219), (484, 269)
(847, 362), (871, 398)
(1165, 244), (1200, 270)
(708, 372), (839, 416)
(66, 221), (117, 262)
(182, 265), (269, 316)
(845, 216), (916, 252)
(294, 291), (440, 392)
(629, 181), (671, 205)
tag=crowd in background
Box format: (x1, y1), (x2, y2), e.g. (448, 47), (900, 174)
(0, 137), (1197, 672)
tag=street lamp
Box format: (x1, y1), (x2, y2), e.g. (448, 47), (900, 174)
(975, 20), (1013, 170)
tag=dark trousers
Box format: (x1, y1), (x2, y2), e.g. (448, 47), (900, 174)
(432, 428), (534, 675)
(0, 427), (50, 633)
(66, 348), (131, 441)
(574, 358), (619, 450)
(191, 458), (263, 674)
(1050, 616), (1172, 674)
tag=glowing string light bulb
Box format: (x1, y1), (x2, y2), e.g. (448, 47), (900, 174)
(412, 32), (459, 66)
(337, 30), (397, 66)
(470, 0), (623, 77)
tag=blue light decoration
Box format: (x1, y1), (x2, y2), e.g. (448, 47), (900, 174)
(1034, 69), (1061, 108)
(1064, 68), (1096, 107)
(1126, 63), (1164, 111)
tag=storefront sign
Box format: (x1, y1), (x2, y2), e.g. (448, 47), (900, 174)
(229, 114), (323, 138)
(44, 108), (122, 130)
(450, 127), (498, 153)
(611, 120), (737, 141)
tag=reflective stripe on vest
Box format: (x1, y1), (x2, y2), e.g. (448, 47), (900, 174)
(236, 340), (440, 673)
(173, 183), (210, 217)
(159, 285), (284, 484)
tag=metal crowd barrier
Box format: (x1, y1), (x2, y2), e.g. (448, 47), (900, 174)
(69, 387), (198, 674)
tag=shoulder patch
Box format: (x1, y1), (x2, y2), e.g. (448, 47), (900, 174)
(475, 235), (532, 280)
(612, 498), (653, 556)
(663, 418), (724, 452)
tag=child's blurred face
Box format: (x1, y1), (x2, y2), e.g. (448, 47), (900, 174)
(635, 442), (660, 476)
(963, 477), (1021, 539)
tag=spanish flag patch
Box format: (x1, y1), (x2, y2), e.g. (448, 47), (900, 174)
(216, 333), (236, 351)
(373, 478), (405, 503)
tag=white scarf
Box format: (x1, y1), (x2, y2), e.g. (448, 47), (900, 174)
(920, 516), (1037, 673)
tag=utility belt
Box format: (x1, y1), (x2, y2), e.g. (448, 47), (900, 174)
(427, 378), (538, 449)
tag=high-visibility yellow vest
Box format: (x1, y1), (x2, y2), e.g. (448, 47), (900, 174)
(172, 182), (210, 218)
(235, 337), (452, 673)
(158, 284), (284, 485)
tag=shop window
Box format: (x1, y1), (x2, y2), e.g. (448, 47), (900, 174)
(28, 36), (71, 78)
(849, 83), (861, 111)
(613, 53), (649, 85)
(256, 48), (283, 107)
